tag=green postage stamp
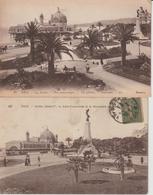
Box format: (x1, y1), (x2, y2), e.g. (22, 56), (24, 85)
(109, 98), (143, 124)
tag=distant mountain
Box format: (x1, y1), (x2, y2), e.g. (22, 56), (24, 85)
(0, 27), (10, 44)
(72, 17), (136, 27)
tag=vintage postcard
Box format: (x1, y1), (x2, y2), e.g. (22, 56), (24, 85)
(0, 98), (148, 194)
(0, 0), (151, 97)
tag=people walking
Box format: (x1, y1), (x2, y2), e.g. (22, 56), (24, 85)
(3, 156), (7, 167)
(38, 156), (41, 167)
(25, 155), (28, 166)
(141, 156), (144, 165)
(118, 155), (125, 181)
(86, 64), (90, 73)
(25, 153), (31, 166)
(127, 156), (133, 168)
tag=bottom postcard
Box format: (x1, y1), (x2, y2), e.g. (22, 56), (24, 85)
(0, 98), (148, 194)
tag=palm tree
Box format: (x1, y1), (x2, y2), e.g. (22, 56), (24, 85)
(80, 30), (105, 57)
(38, 32), (73, 76)
(25, 21), (39, 62)
(97, 22), (102, 30)
(67, 157), (88, 183)
(112, 23), (137, 66)
(65, 137), (72, 146)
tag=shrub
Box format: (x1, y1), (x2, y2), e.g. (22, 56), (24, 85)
(140, 62), (151, 76)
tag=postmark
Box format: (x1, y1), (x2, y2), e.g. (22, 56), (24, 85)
(109, 97), (143, 124)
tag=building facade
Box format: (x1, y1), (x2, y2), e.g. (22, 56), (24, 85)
(6, 128), (58, 155)
(9, 7), (73, 39)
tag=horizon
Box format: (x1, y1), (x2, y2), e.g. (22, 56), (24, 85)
(0, 0), (151, 28)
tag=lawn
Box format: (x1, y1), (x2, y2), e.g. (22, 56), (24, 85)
(0, 162), (147, 194)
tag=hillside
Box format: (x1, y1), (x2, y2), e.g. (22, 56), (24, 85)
(72, 17), (136, 27)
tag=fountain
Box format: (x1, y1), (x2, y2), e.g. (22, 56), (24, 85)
(102, 156), (135, 175)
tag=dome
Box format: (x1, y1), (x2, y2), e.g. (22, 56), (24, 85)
(40, 128), (56, 143)
(51, 7), (67, 23)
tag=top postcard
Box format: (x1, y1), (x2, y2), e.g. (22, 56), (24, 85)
(0, 0), (151, 97)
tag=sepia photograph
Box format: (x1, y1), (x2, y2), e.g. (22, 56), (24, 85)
(0, 0), (151, 97)
(0, 98), (148, 194)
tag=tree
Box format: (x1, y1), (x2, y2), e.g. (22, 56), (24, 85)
(38, 32), (73, 76)
(65, 137), (72, 146)
(67, 157), (88, 183)
(97, 22), (103, 30)
(83, 150), (95, 173)
(72, 137), (83, 149)
(25, 21), (39, 62)
(80, 30), (105, 56)
(15, 34), (26, 45)
(112, 23), (137, 66)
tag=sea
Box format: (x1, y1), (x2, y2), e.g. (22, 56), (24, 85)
(0, 27), (15, 45)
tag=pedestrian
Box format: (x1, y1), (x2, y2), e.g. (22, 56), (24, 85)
(26, 153), (31, 166)
(38, 156), (41, 167)
(127, 156), (133, 168)
(4, 156), (7, 167)
(86, 64), (90, 73)
(73, 66), (76, 72)
(25, 155), (28, 166)
(118, 155), (125, 181)
(101, 56), (103, 65)
(63, 65), (68, 73)
(141, 156), (144, 165)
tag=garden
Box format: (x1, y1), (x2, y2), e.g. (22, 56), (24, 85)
(0, 162), (147, 194)
(103, 54), (151, 85)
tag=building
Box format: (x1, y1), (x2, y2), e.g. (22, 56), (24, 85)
(6, 128), (58, 155)
(132, 124), (148, 138)
(9, 7), (73, 39)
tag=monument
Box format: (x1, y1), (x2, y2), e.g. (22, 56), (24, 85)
(83, 109), (92, 142)
(78, 109), (98, 157)
(134, 7), (150, 40)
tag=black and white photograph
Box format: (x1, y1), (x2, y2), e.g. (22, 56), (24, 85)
(0, 98), (148, 194)
(0, 0), (151, 97)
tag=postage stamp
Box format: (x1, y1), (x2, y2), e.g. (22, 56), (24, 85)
(109, 97), (143, 124)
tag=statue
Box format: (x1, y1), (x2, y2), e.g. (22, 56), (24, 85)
(137, 9), (140, 18)
(86, 109), (90, 122)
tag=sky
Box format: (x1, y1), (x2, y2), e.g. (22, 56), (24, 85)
(0, 98), (148, 147)
(0, 0), (151, 28)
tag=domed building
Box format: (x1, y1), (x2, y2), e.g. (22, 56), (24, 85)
(5, 128), (58, 155)
(50, 7), (67, 23)
(49, 7), (67, 32)
(9, 7), (73, 39)
(40, 128), (56, 143)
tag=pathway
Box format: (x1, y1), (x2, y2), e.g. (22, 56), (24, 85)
(56, 58), (150, 95)
(0, 47), (30, 61)
(0, 153), (67, 180)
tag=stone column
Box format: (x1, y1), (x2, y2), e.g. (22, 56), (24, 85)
(83, 121), (92, 143)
